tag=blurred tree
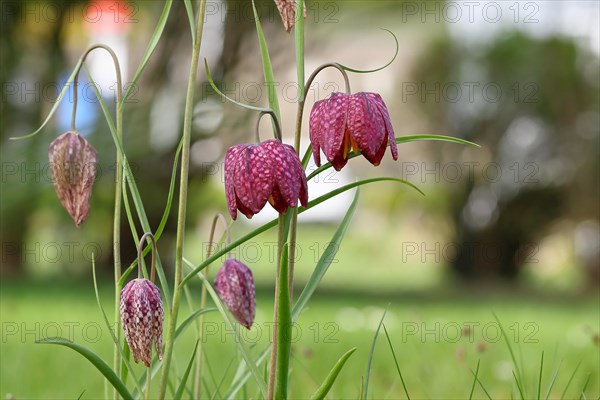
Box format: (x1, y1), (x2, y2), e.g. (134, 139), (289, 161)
(412, 32), (599, 282)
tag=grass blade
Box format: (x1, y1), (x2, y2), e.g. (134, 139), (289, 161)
(183, 0), (196, 42)
(383, 324), (410, 400)
(292, 188), (359, 321)
(538, 351), (544, 400)
(470, 367), (493, 400)
(513, 370), (525, 400)
(36, 338), (133, 400)
(10, 58), (83, 140)
(469, 359), (481, 400)
(182, 177), (422, 286)
(123, 0), (173, 103)
(363, 305), (389, 400)
(174, 340), (199, 400)
(310, 348), (357, 400)
(252, 0), (281, 125)
(493, 313), (524, 395)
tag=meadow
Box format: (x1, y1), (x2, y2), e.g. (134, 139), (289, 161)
(1, 277), (597, 399)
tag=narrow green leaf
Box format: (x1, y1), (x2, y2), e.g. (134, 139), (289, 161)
(181, 177), (422, 286)
(560, 361), (581, 400)
(36, 338), (133, 400)
(123, 0), (173, 104)
(174, 341), (199, 400)
(310, 348), (357, 400)
(275, 244), (292, 399)
(307, 134), (479, 180)
(252, 0), (281, 125)
(292, 189), (359, 321)
(383, 324), (410, 400)
(120, 138), (182, 284)
(223, 347), (271, 399)
(84, 67), (172, 306)
(10, 59), (82, 140)
(183, 0), (196, 42)
(183, 258), (268, 397)
(363, 305), (389, 400)
(469, 359), (480, 400)
(339, 29), (398, 74)
(204, 60), (268, 112)
(175, 307), (217, 339)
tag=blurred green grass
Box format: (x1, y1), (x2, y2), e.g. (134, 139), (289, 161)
(1, 278), (598, 399)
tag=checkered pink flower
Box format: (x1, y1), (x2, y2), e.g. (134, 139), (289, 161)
(120, 278), (164, 367)
(224, 139), (308, 220)
(309, 92), (398, 171)
(215, 259), (256, 329)
(48, 131), (98, 227)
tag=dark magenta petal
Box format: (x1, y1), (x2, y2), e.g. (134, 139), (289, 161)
(215, 259), (256, 329)
(368, 93), (398, 161)
(347, 92), (386, 164)
(224, 146), (244, 220)
(233, 144), (273, 214)
(262, 140), (300, 209)
(309, 99), (326, 166)
(319, 93), (350, 164)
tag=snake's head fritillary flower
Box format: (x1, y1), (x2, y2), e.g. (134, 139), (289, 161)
(120, 279), (164, 367)
(309, 92), (398, 171)
(224, 139), (308, 220)
(48, 131), (97, 227)
(215, 259), (256, 329)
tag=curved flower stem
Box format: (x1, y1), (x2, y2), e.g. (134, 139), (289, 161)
(137, 232), (157, 281)
(194, 213), (229, 399)
(70, 43), (124, 398)
(256, 110), (283, 142)
(158, 1), (207, 398)
(287, 63), (351, 301)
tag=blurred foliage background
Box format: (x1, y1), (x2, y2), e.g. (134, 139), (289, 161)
(1, 0), (599, 398)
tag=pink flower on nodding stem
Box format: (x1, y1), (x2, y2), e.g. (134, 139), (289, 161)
(120, 278), (164, 367)
(214, 258), (256, 329)
(48, 131), (98, 227)
(309, 92), (398, 171)
(224, 139), (308, 220)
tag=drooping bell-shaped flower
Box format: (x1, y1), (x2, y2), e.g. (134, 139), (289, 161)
(48, 131), (97, 227)
(214, 259), (256, 329)
(120, 278), (164, 367)
(224, 139), (308, 220)
(309, 92), (398, 171)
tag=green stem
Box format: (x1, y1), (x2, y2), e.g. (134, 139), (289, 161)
(267, 214), (286, 400)
(274, 243), (291, 399)
(71, 44), (124, 399)
(145, 366), (151, 400)
(158, 1), (207, 398)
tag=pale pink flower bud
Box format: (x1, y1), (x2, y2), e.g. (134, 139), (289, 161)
(120, 279), (164, 367)
(215, 259), (256, 329)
